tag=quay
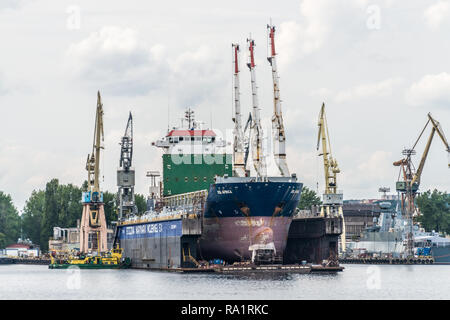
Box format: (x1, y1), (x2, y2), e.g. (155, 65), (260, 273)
(0, 257), (50, 265)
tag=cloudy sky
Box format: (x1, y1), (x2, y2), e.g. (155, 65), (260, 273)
(1, 0), (449, 211)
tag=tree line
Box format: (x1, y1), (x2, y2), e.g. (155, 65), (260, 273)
(0, 179), (147, 252)
(0, 183), (448, 252)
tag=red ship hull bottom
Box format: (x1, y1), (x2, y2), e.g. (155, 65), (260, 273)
(198, 216), (292, 262)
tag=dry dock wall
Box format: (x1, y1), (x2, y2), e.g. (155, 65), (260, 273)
(285, 216), (342, 264)
(119, 216), (202, 269)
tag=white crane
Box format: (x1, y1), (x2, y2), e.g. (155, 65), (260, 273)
(232, 43), (246, 177)
(267, 24), (289, 177)
(247, 37), (267, 178)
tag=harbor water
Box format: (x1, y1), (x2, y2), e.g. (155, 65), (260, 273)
(0, 264), (449, 300)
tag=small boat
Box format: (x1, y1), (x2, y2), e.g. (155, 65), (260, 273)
(49, 246), (131, 269)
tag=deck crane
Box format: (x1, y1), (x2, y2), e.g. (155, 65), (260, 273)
(117, 112), (137, 221)
(393, 112), (450, 257)
(247, 37), (267, 178)
(267, 24), (289, 177)
(317, 103), (346, 252)
(243, 112), (253, 172)
(232, 43), (246, 177)
(80, 91), (108, 254)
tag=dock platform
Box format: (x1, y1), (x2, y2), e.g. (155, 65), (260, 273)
(167, 263), (344, 274)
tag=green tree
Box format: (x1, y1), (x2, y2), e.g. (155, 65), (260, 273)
(103, 191), (118, 225)
(0, 191), (20, 248)
(40, 179), (60, 251)
(24, 178), (140, 251)
(21, 190), (45, 246)
(297, 186), (322, 210)
(416, 189), (450, 235)
(135, 194), (147, 214)
(57, 183), (83, 228)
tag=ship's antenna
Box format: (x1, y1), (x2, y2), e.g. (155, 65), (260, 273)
(167, 85), (170, 133)
(210, 107), (213, 130)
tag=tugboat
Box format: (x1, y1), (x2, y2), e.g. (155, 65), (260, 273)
(49, 246), (131, 269)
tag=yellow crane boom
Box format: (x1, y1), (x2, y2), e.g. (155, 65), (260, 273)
(86, 91), (104, 195)
(393, 112), (449, 257)
(317, 103), (346, 252)
(411, 113), (450, 186)
(317, 103), (340, 194)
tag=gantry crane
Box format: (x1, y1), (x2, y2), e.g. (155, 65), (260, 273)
(267, 24), (289, 177)
(117, 112), (137, 221)
(232, 43), (246, 177)
(393, 112), (450, 257)
(317, 103), (346, 252)
(80, 91), (108, 254)
(247, 37), (267, 178)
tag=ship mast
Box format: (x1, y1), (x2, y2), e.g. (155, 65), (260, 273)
(267, 24), (289, 177)
(232, 43), (246, 177)
(247, 37), (267, 178)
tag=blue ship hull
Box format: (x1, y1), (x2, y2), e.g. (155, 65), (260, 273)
(198, 177), (303, 261)
(204, 179), (302, 218)
(431, 246), (450, 264)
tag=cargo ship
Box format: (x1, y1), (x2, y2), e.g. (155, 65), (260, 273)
(116, 116), (302, 268)
(116, 25), (303, 269)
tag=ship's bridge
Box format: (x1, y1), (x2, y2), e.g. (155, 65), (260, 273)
(153, 129), (226, 154)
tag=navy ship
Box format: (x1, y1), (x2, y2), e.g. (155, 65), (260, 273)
(346, 196), (450, 264)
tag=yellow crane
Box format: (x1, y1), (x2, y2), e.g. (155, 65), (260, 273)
(80, 91), (108, 254)
(317, 103), (346, 252)
(393, 112), (449, 257)
(317, 103), (340, 194)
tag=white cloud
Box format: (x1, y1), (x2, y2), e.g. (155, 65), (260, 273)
(424, 1), (450, 29)
(340, 149), (395, 197)
(168, 45), (227, 107)
(1, 1), (450, 209)
(0, 74), (7, 95)
(334, 77), (404, 103)
(0, 0), (28, 11)
(65, 26), (226, 105)
(406, 72), (450, 107)
(276, 0), (375, 68)
(66, 26), (169, 96)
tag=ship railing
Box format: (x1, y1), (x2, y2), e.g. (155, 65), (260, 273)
(118, 210), (201, 226)
(432, 242), (450, 247)
(293, 209), (320, 219)
(162, 189), (208, 208)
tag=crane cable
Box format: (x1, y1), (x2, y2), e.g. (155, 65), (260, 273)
(411, 118), (430, 152)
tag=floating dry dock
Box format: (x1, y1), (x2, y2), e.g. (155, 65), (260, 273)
(148, 264), (343, 274)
